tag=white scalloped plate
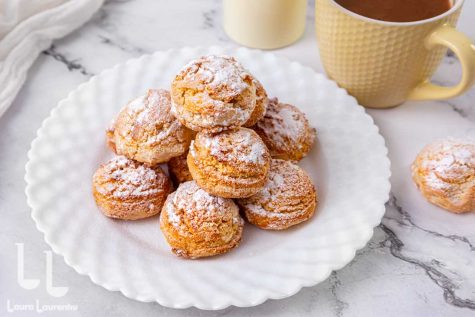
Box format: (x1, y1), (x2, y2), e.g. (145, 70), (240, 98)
(25, 46), (390, 310)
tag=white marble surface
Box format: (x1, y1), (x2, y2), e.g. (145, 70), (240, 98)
(1, 0), (474, 316)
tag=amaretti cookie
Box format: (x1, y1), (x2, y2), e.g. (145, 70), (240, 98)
(106, 122), (116, 152)
(171, 55), (257, 133)
(110, 89), (193, 165)
(187, 127), (271, 198)
(253, 98), (316, 161)
(412, 138), (474, 213)
(92, 156), (172, 220)
(160, 181), (244, 258)
(167, 151), (193, 186)
(237, 159), (317, 230)
(244, 78), (268, 127)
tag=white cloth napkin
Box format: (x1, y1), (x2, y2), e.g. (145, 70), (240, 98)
(0, 0), (103, 118)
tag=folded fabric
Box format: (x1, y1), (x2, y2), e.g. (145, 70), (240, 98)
(0, 0), (104, 118)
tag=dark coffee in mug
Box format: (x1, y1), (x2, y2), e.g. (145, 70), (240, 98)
(335, 0), (452, 22)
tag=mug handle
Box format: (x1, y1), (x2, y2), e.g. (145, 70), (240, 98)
(408, 24), (475, 101)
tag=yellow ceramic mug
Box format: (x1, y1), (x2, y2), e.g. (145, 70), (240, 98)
(315, 0), (475, 108)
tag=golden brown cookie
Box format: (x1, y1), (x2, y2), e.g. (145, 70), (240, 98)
(412, 138), (474, 213)
(160, 181), (243, 258)
(253, 98), (316, 161)
(92, 156), (172, 220)
(244, 77), (268, 127)
(110, 89), (193, 165)
(187, 127), (271, 198)
(106, 121), (116, 152)
(171, 55), (257, 133)
(167, 151), (193, 186)
(237, 159), (317, 230)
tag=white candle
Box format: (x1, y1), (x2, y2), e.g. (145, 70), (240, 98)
(223, 0), (307, 49)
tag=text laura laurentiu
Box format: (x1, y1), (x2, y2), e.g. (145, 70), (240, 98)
(6, 299), (78, 313)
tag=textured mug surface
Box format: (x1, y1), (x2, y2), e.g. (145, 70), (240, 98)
(315, 0), (474, 108)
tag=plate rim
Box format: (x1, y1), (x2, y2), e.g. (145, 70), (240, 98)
(25, 46), (391, 310)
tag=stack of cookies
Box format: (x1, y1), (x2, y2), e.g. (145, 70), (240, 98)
(92, 55), (318, 259)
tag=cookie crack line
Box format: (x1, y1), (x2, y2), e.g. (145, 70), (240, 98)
(43, 45), (93, 77)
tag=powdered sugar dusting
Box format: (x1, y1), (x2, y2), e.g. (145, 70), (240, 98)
(278, 107), (305, 139)
(126, 95), (146, 112)
(416, 138), (475, 190)
(94, 156), (165, 199)
(165, 193), (181, 228)
(237, 159), (316, 223)
(256, 98), (314, 152)
(258, 160), (308, 204)
(164, 181), (241, 232)
(113, 89), (191, 159)
(172, 55), (257, 132)
(196, 128), (268, 165)
(172, 181), (228, 216)
(124, 89), (172, 126)
(181, 55), (249, 96)
(144, 120), (186, 145)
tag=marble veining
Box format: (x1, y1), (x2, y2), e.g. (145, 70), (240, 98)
(43, 45), (94, 77)
(382, 194), (475, 310)
(328, 272), (349, 317)
(202, 9), (217, 29)
(386, 194), (474, 250)
(1, 0), (474, 316)
(442, 100), (470, 118)
(98, 34), (147, 55)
